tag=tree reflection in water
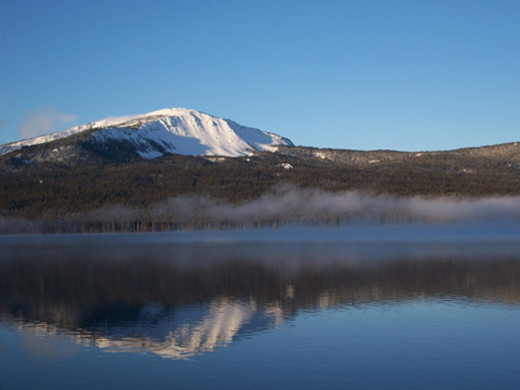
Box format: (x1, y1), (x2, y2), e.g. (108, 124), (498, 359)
(1, 237), (520, 359)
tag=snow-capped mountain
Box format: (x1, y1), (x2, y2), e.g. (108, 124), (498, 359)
(0, 108), (293, 158)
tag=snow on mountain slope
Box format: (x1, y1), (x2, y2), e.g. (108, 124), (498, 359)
(0, 108), (293, 158)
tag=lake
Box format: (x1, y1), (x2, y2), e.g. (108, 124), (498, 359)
(1, 224), (520, 389)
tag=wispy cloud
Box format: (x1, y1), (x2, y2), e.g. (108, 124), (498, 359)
(20, 110), (77, 139)
(0, 119), (7, 131)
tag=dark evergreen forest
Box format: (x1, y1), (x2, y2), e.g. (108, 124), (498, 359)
(2, 141), (520, 232)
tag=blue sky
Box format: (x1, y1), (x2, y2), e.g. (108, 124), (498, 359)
(1, 0), (518, 151)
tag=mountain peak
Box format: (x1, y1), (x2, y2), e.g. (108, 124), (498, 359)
(0, 108), (293, 158)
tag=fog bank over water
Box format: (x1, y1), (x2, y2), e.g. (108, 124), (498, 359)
(148, 185), (520, 224)
(4, 185), (520, 233)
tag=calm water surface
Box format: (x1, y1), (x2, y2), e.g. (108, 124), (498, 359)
(1, 225), (520, 389)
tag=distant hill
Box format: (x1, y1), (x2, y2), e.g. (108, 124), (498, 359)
(1, 108), (520, 232)
(0, 107), (293, 162)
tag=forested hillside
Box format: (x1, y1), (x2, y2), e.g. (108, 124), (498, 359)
(2, 142), (520, 232)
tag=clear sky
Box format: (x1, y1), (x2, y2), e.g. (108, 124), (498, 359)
(1, 0), (518, 151)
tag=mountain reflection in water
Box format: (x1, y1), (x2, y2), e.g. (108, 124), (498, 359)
(1, 234), (520, 359)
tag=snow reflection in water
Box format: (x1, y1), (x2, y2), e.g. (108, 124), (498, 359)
(1, 228), (520, 363)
